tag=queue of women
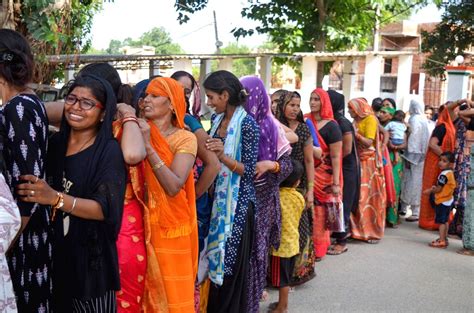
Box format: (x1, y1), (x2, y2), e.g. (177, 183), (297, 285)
(1, 29), (474, 313)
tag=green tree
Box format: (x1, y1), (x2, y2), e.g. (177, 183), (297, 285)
(213, 43), (255, 78)
(422, 0), (474, 77)
(101, 27), (184, 55)
(175, 0), (430, 84)
(106, 39), (123, 54)
(1, 0), (103, 84)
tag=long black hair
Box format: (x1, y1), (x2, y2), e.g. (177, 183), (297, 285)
(203, 70), (247, 106)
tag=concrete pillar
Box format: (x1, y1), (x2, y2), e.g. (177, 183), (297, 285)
(218, 57), (233, 72)
(342, 60), (358, 102)
(300, 56), (318, 114)
(363, 55), (383, 104)
(396, 54), (413, 107)
(445, 66), (474, 101)
(64, 68), (75, 83)
(173, 59), (193, 73)
(149, 60), (161, 77)
(258, 56), (272, 91)
(199, 59), (213, 118)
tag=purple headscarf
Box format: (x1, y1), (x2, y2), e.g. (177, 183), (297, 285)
(240, 76), (279, 161)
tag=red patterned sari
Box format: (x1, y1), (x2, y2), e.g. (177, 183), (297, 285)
(113, 121), (147, 313)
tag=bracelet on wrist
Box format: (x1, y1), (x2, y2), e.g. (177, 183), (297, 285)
(230, 159), (238, 172)
(152, 159), (165, 171)
(51, 192), (64, 221)
(122, 116), (139, 126)
(67, 197), (77, 214)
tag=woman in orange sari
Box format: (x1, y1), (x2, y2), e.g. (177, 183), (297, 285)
(138, 77), (198, 313)
(304, 88), (344, 259)
(348, 98), (386, 243)
(419, 102), (459, 230)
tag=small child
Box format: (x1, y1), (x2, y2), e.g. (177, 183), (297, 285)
(269, 160), (305, 313)
(384, 110), (407, 164)
(423, 152), (457, 249)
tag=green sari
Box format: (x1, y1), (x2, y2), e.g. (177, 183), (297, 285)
(387, 151), (403, 224)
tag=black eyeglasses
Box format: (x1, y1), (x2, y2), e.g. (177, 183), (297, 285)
(65, 94), (104, 110)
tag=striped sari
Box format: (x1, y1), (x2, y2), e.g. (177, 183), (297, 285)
(348, 98), (387, 241)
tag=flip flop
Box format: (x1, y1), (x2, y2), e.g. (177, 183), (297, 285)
(456, 248), (474, 256)
(429, 240), (447, 249)
(367, 239), (379, 244)
(327, 246), (348, 255)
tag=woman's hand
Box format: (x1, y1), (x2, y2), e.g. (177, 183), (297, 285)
(205, 138), (224, 159)
(117, 103), (137, 119)
(331, 184), (341, 196)
(305, 190), (314, 209)
(137, 118), (151, 146)
(255, 160), (275, 179)
(16, 175), (57, 205)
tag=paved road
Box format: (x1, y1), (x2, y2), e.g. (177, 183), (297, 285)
(262, 221), (474, 313)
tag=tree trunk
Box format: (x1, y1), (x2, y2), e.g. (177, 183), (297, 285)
(1, 0), (17, 29)
(314, 0), (326, 87)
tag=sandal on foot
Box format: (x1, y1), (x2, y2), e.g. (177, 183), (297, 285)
(268, 302), (279, 310)
(429, 240), (448, 248)
(456, 248), (474, 256)
(327, 245), (348, 255)
(367, 239), (380, 244)
(405, 216), (419, 222)
(431, 238), (449, 246)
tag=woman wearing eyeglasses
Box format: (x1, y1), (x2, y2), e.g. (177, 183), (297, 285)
(17, 75), (127, 312)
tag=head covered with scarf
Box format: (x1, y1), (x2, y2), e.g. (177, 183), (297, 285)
(311, 88), (335, 120)
(274, 90), (305, 125)
(406, 96), (430, 155)
(348, 97), (375, 119)
(240, 76), (280, 161)
(146, 76), (187, 129)
(327, 90), (345, 121)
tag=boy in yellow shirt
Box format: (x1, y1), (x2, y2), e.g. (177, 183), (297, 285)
(423, 152), (456, 249)
(269, 160), (305, 313)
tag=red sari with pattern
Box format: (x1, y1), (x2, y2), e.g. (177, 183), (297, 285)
(113, 121), (147, 312)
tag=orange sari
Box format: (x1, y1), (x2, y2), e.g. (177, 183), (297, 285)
(419, 109), (456, 230)
(348, 98), (387, 241)
(142, 77), (198, 313)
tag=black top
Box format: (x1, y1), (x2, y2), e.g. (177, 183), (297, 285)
(431, 124), (446, 145)
(50, 136), (126, 308)
(337, 117), (358, 168)
(319, 120), (343, 145)
(1, 94), (53, 311)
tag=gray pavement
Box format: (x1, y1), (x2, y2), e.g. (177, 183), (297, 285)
(261, 220), (474, 313)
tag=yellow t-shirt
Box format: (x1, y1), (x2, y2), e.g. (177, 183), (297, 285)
(434, 169), (456, 205)
(358, 115), (378, 141)
(272, 187), (305, 258)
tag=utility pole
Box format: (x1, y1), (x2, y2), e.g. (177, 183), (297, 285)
(213, 10), (223, 53)
(373, 4), (380, 52)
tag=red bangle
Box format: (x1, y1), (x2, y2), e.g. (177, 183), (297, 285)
(122, 117), (138, 126)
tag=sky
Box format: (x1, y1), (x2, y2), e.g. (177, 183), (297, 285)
(90, 1), (443, 54)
